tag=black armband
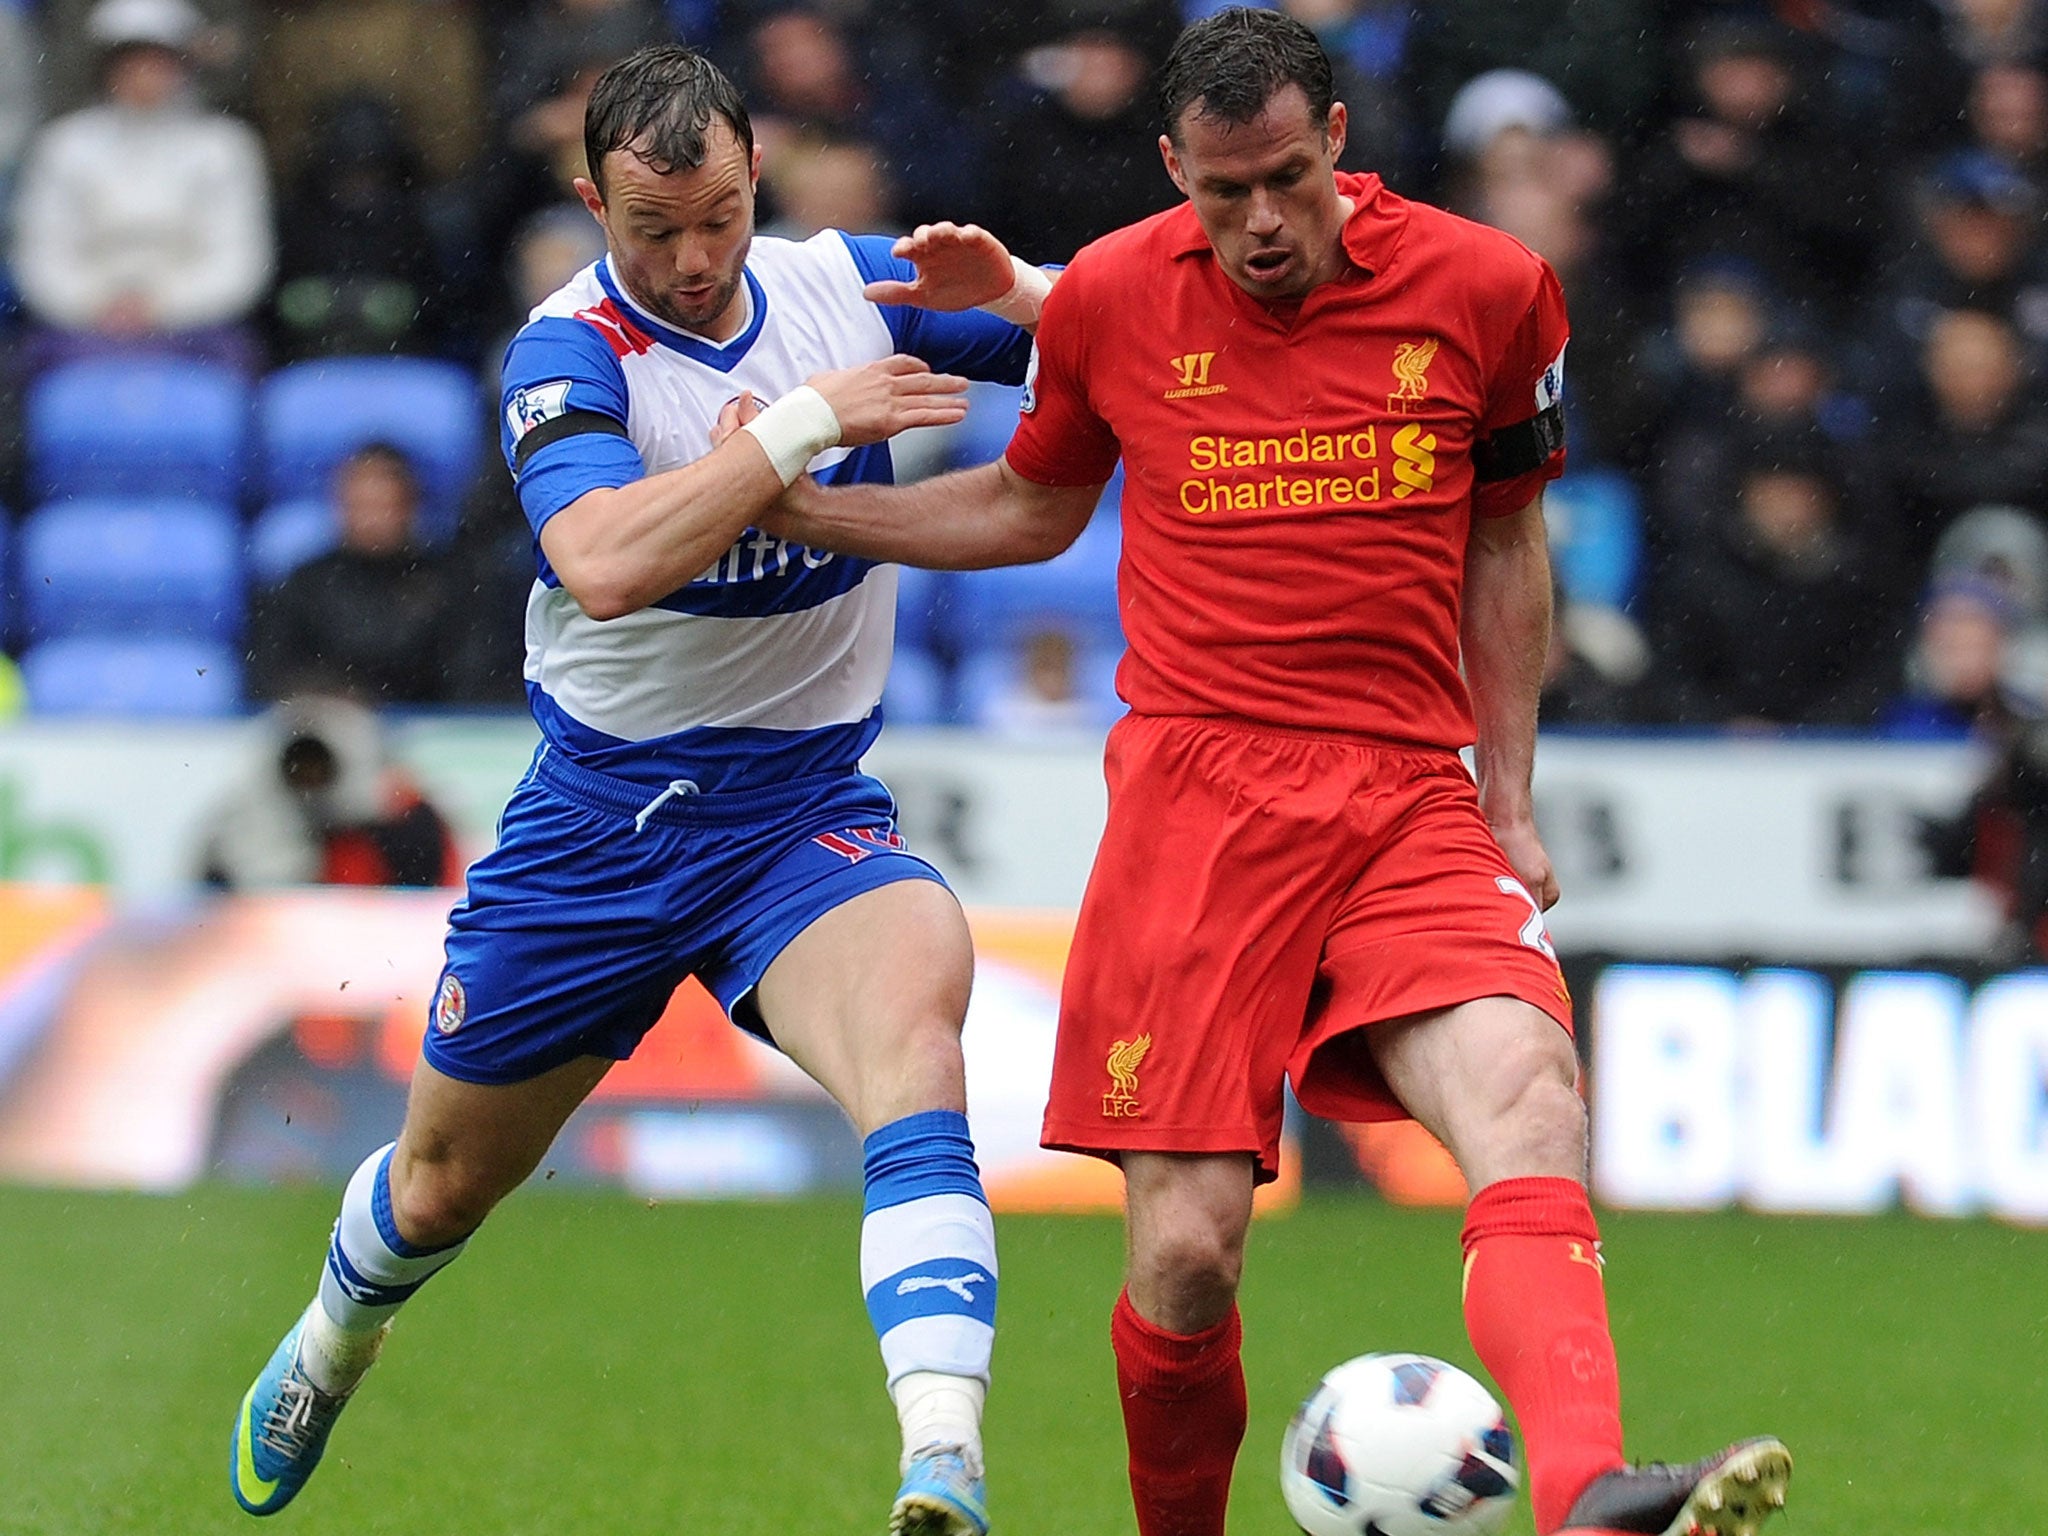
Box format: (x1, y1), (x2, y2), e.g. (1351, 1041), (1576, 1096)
(1473, 402), (1565, 483)
(513, 410), (630, 474)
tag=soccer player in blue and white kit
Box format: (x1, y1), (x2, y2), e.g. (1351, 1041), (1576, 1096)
(230, 46), (1056, 1536)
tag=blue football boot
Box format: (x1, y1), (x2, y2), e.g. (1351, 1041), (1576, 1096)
(230, 1316), (358, 1515)
(889, 1443), (989, 1536)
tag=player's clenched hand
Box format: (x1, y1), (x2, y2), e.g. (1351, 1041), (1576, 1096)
(711, 389), (762, 449)
(809, 354), (969, 446)
(1490, 817), (1560, 911)
(862, 223), (1017, 311)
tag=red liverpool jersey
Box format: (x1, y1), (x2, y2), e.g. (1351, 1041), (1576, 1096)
(1005, 171), (1568, 749)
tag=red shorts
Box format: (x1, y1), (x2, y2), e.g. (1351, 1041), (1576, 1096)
(1042, 713), (1573, 1183)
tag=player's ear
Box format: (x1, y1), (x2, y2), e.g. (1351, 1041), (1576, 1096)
(572, 175), (605, 221)
(750, 141), (764, 189)
(1325, 101), (1348, 165)
(1159, 133), (1188, 196)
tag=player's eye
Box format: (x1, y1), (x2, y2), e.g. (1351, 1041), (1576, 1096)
(704, 219), (733, 233)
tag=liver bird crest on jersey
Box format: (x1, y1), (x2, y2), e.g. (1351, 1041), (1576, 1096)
(1388, 337), (1438, 411)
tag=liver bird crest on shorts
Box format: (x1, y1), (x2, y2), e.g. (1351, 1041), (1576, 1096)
(1102, 1033), (1153, 1118)
(1388, 337), (1438, 411)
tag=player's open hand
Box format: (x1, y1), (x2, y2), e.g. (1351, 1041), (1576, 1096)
(712, 389), (763, 449)
(1490, 817), (1560, 911)
(809, 354), (969, 446)
(862, 223), (1017, 312)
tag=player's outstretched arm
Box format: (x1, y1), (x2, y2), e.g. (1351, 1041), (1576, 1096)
(760, 448), (1101, 573)
(540, 356), (968, 620)
(1463, 495), (1559, 909)
(860, 222), (1056, 331)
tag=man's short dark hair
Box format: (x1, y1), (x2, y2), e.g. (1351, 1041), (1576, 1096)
(340, 440), (419, 496)
(1158, 7), (1334, 144)
(584, 45), (755, 197)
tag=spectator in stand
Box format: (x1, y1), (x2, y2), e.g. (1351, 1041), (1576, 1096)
(1653, 310), (1889, 573)
(1878, 305), (2048, 568)
(1445, 76), (1651, 472)
(11, 0), (273, 370)
(1647, 431), (1894, 727)
(1619, 17), (1879, 321)
(760, 133), (899, 239)
(1859, 149), (2048, 391)
(985, 15), (1179, 264)
(974, 626), (1111, 737)
(1884, 572), (2022, 738)
(0, 7), (39, 212)
(35, 0), (246, 116)
(245, 444), (457, 706)
(1637, 259), (1771, 561)
(1966, 61), (2048, 193)
(251, 0), (483, 186)
(196, 694), (462, 889)
(271, 92), (441, 361)
(739, 3), (977, 225)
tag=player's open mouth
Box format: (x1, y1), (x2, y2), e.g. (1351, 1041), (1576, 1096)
(1245, 249), (1292, 281)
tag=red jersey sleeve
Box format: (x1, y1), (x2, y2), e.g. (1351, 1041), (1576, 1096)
(1472, 257), (1569, 518)
(1003, 260), (1121, 488)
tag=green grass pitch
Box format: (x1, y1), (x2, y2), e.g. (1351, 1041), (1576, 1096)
(1, 1185), (2042, 1534)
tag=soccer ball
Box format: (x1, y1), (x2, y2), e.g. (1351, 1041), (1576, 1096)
(1279, 1353), (1518, 1536)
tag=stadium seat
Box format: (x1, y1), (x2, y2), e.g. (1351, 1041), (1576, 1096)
(26, 356), (251, 505)
(882, 642), (948, 727)
(949, 505), (1122, 650)
(21, 498), (243, 641)
(21, 634), (242, 717)
(0, 509), (11, 644)
(258, 358), (484, 542)
(949, 381), (1025, 470)
(1544, 467), (1644, 613)
(248, 498), (339, 585)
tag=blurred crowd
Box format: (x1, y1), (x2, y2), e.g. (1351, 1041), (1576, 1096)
(3, 0), (2048, 751)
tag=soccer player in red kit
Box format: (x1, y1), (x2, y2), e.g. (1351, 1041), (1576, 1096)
(752, 10), (1793, 1536)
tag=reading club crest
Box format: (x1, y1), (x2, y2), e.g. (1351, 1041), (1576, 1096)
(433, 973), (468, 1035)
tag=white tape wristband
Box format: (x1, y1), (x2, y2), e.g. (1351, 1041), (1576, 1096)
(982, 256), (1053, 327)
(739, 385), (842, 487)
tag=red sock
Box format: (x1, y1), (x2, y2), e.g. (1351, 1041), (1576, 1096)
(1461, 1177), (1625, 1535)
(1111, 1288), (1248, 1536)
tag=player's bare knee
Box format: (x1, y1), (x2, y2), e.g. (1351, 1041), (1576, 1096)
(1132, 1223), (1245, 1329)
(388, 1159), (497, 1249)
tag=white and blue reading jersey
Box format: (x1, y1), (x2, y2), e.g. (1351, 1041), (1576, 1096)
(499, 229), (1031, 793)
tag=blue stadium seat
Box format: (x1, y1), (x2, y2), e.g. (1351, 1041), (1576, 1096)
(248, 498), (339, 585)
(1544, 467), (1644, 613)
(0, 510), (11, 644)
(258, 358), (484, 541)
(882, 643), (948, 727)
(949, 381), (1025, 470)
(26, 357), (251, 504)
(22, 635), (242, 717)
(21, 498), (243, 641)
(949, 505), (1122, 650)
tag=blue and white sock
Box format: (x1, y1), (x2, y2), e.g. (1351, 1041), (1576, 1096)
(860, 1110), (997, 1465)
(301, 1143), (468, 1393)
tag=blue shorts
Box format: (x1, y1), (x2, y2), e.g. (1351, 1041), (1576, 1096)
(424, 747), (949, 1086)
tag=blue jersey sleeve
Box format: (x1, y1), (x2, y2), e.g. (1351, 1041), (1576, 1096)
(839, 232), (1035, 385)
(500, 315), (648, 533)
